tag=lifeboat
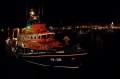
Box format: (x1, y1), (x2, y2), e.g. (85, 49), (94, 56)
(5, 7), (87, 69)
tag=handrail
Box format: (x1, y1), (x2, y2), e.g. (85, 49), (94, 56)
(12, 28), (20, 38)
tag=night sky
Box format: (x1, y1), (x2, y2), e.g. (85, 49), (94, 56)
(0, 0), (119, 27)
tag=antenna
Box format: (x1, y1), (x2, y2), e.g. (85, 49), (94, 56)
(38, 5), (40, 20)
(26, 0), (28, 24)
(41, 0), (44, 22)
(42, 0), (44, 15)
(111, 5), (114, 23)
(26, 0), (28, 16)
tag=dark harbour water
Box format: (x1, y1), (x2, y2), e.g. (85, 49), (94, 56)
(0, 30), (120, 79)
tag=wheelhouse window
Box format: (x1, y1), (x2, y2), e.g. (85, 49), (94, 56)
(27, 35), (30, 40)
(34, 35), (36, 39)
(31, 35), (33, 39)
(41, 35), (46, 39)
(47, 34), (51, 38)
(38, 34), (41, 39)
(51, 34), (55, 37)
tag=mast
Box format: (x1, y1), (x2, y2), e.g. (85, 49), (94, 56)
(26, 0), (28, 24)
(41, 0), (44, 21)
(25, 0), (45, 24)
(26, 0), (28, 16)
(42, 0), (44, 15)
(38, 5), (40, 20)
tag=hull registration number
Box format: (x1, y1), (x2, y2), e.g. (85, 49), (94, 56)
(50, 58), (62, 61)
